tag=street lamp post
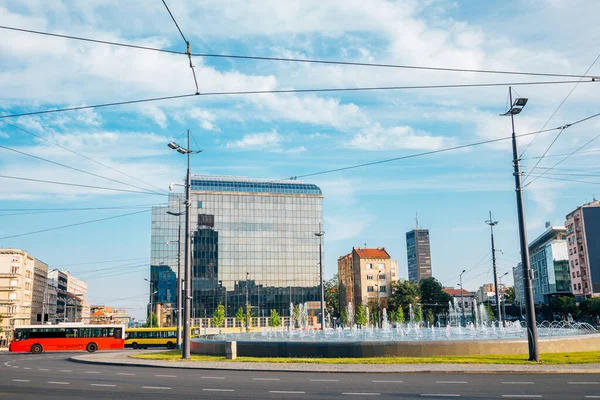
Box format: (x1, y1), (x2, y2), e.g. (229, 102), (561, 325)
(459, 269), (466, 326)
(499, 272), (509, 325)
(144, 278), (157, 327)
(314, 227), (325, 330)
(167, 208), (184, 350)
(501, 87), (539, 361)
(168, 130), (202, 360)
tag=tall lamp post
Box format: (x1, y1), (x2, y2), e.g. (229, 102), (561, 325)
(499, 272), (509, 325)
(458, 269), (466, 326)
(167, 208), (184, 350)
(167, 130), (202, 360)
(144, 278), (158, 327)
(314, 227), (325, 330)
(501, 88), (539, 361)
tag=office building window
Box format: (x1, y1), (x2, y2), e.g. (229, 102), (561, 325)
(379, 286), (387, 292)
(366, 263), (373, 269)
(366, 275), (373, 280)
(367, 286), (374, 292)
(379, 275), (386, 280)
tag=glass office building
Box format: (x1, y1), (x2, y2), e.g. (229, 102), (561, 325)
(406, 229), (432, 283)
(150, 175), (323, 320)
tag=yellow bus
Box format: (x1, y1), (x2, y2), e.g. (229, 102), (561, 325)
(124, 327), (200, 349)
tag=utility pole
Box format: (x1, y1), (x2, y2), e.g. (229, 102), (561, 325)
(246, 272), (250, 332)
(485, 211), (502, 325)
(176, 223), (182, 349)
(459, 269), (466, 327)
(315, 226), (325, 330)
(502, 87), (539, 361)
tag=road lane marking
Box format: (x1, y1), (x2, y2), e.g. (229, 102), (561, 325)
(310, 379), (339, 382)
(201, 376), (225, 379)
(59, 370), (72, 372)
(38, 368), (49, 371)
(85, 371), (101, 374)
(12, 380), (30, 382)
(47, 382), (70, 385)
(116, 372), (135, 376)
(568, 382), (599, 384)
(436, 381), (467, 384)
(22, 367), (31, 370)
(343, 393), (381, 396)
(142, 386), (171, 390)
(3, 361), (10, 366)
(372, 380), (403, 383)
(501, 396), (542, 398)
(253, 378), (280, 381)
(204, 389), (235, 392)
(421, 395), (460, 398)
(585, 396), (600, 398)
(502, 382), (535, 385)
(91, 384), (117, 387)
(155, 374), (177, 378)
(270, 391), (306, 394)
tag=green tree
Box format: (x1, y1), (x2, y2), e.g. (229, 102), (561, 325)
(355, 303), (367, 327)
(270, 309), (281, 327)
(293, 305), (300, 328)
(419, 277), (451, 315)
(580, 298), (600, 317)
(212, 303), (225, 327)
(340, 309), (347, 326)
(413, 305), (423, 323)
(325, 274), (340, 317)
(426, 309), (434, 326)
(388, 280), (420, 317)
(504, 286), (516, 303)
(391, 305), (405, 324)
(551, 296), (577, 319)
(484, 303), (495, 320)
(235, 307), (245, 330)
(144, 313), (158, 328)
(246, 309), (253, 328)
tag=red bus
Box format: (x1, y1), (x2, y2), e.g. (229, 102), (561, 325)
(9, 324), (125, 354)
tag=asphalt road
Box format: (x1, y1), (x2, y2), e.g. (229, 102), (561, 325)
(1, 351), (599, 399)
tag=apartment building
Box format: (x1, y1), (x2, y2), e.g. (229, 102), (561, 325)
(63, 271), (89, 322)
(338, 247), (393, 312)
(31, 258), (49, 324)
(565, 200), (600, 299)
(0, 249), (35, 342)
(406, 228), (432, 283)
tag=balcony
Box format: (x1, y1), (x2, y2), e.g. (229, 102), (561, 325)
(0, 286), (18, 291)
(0, 272), (18, 278)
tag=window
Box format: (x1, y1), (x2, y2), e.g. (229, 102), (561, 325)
(366, 263), (373, 269)
(574, 284), (577, 290)
(578, 283), (582, 290)
(367, 286), (374, 292)
(9, 293), (16, 300)
(10, 266), (19, 274)
(379, 286), (387, 292)
(9, 279), (17, 287)
(377, 263), (385, 270)
(366, 275), (373, 280)
(379, 275), (386, 280)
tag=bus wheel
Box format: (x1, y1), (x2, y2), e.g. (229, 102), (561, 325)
(166, 342), (175, 349)
(31, 344), (43, 354)
(132, 342), (138, 349)
(86, 342), (98, 353)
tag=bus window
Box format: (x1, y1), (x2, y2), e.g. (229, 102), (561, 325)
(114, 328), (123, 339)
(65, 328), (78, 338)
(14, 330), (29, 341)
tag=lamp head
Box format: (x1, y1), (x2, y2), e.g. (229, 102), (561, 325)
(169, 183), (174, 191)
(167, 142), (179, 150)
(514, 98), (528, 107)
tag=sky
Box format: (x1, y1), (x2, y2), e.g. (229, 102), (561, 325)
(1, 0), (600, 321)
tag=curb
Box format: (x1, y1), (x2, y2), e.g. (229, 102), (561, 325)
(69, 353), (600, 375)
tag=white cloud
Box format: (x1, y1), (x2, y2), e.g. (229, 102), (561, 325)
(348, 123), (452, 151)
(225, 130), (305, 153)
(188, 107), (218, 132)
(139, 105), (168, 128)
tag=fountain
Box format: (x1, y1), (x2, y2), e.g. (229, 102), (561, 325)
(191, 303), (600, 358)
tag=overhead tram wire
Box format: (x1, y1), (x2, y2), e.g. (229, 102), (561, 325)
(0, 143), (165, 196)
(1, 121), (169, 195)
(521, 148), (600, 160)
(0, 174), (169, 196)
(0, 204), (161, 217)
(2, 25), (600, 80)
(524, 131), (600, 188)
(520, 52), (600, 158)
(0, 209), (151, 241)
(525, 175), (600, 186)
(160, 0), (199, 94)
(1, 79), (597, 120)
(52, 257), (150, 267)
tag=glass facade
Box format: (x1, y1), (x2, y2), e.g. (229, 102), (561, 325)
(151, 175), (323, 320)
(406, 229), (432, 283)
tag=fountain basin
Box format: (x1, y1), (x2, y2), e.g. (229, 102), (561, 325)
(191, 333), (600, 358)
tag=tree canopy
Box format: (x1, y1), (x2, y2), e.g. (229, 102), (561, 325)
(388, 280), (420, 316)
(324, 274), (340, 317)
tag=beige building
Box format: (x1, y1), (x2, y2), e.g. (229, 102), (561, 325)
(63, 271), (89, 322)
(565, 200), (600, 299)
(31, 258), (49, 324)
(476, 283), (506, 304)
(0, 249), (35, 342)
(338, 248), (393, 313)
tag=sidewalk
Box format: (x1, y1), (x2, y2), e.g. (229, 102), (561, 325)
(71, 351), (600, 374)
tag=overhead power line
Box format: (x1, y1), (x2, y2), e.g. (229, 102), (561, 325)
(52, 256), (150, 268)
(0, 204), (164, 217)
(0, 142), (164, 196)
(2, 25), (600, 80)
(0, 174), (169, 196)
(520, 52), (600, 157)
(1, 121), (169, 194)
(526, 175), (600, 186)
(0, 209), (151, 240)
(1, 79), (596, 120)
(520, 148), (600, 160)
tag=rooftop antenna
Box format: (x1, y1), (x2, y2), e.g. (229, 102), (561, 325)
(415, 211), (419, 230)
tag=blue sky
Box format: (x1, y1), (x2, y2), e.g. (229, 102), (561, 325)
(1, 0), (600, 320)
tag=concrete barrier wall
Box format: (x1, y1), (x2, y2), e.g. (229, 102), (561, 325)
(191, 334), (600, 358)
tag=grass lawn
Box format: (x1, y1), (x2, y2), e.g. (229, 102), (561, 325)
(131, 350), (600, 364)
